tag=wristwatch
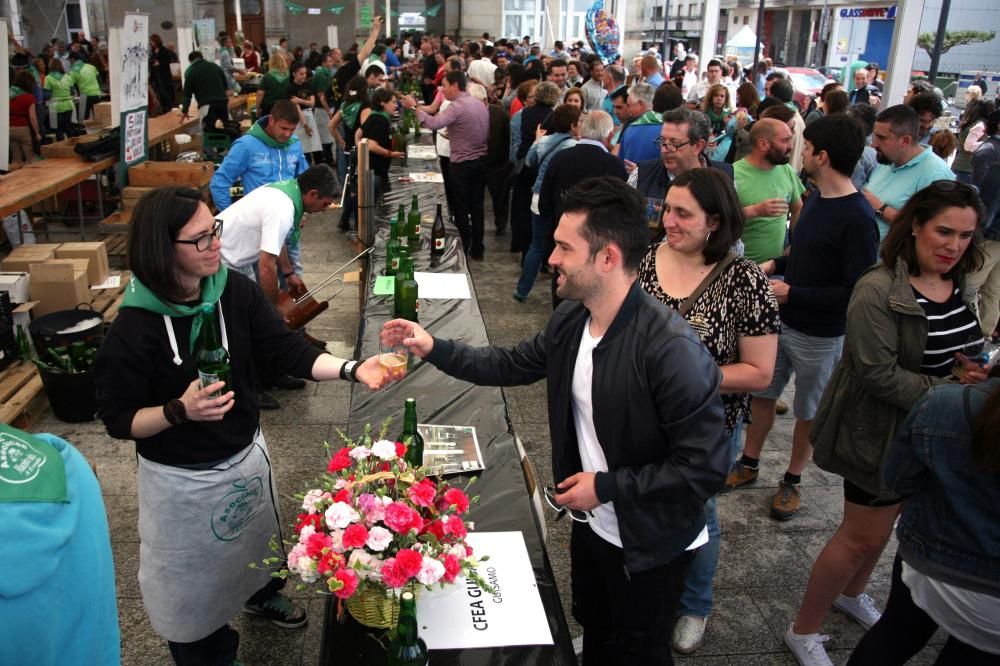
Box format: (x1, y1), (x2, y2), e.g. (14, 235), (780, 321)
(877, 203), (888, 218)
(339, 360), (360, 382)
(163, 399), (188, 425)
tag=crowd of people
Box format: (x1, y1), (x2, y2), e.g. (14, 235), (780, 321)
(6, 21), (1000, 666)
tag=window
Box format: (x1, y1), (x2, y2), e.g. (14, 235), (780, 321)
(744, 15), (750, 24)
(654, 6), (664, 21)
(559, 0), (590, 42)
(733, 14), (739, 25)
(689, 4), (696, 17)
(504, 0), (542, 42)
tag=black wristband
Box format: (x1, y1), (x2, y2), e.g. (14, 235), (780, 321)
(163, 399), (188, 425)
(340, 360), (359, 382)
(283, 271), (296, 279)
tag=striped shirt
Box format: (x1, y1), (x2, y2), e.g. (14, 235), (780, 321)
(913, 286), (982, 377)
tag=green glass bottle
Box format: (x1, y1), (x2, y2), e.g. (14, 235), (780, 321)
(395, 204), (409, 250)
(386, 213), (402, 276)
(195, 303), (232, 398)
(407, 194), (421, 248)
(397, 398), (425, 470)
(387, 590), (428, 665)
(393, 255), (418, 322)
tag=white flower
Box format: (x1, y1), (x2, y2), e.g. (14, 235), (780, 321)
(349, 446), (372, 460)
(348, 548), (375, 572)
(299, 524), (316, 540)
(325, 501), (360, 530)
(334, 478), (349, 489)
(366, 525), (393, 552)
(288, 543), (319, 583)
(371, 439), (398, 461)
(302, 489), (325, 514)
(448, 543), (468, 559)
(329, 528), (345, 553)
(416, 556), (445, 585)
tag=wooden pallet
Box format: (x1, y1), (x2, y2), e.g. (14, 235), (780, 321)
(99, 234), (128, 270)
(0, 361), (48, 427)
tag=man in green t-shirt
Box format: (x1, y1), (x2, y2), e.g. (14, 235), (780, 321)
(733, 118), (805, 263)
(68, 51), (102, 119)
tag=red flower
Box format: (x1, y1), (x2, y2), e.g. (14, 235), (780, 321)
(330, 568), (360, 599)
(333, 488), (351, 504)
(443, 515), (467, 539)
(342, 523), (369, 549)
(395, 441), (407, 458)
(443, 488), (470, 514)
(408, 512), (426, 534)
(407, 479), (437, 508)
(305, 531), (332, 558)
(422, 518), (446, 541)
(396, 548), (423, 578)
(385, 501), (418, 533)
(295, 512), (323, 534)
(327, 447), (352, 473)
(381, 557), (410, 588)
(317, 549), (343, 576)
(442, 554), (461, 583)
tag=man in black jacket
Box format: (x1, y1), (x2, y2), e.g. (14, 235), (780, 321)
(382, 177), (728, 665)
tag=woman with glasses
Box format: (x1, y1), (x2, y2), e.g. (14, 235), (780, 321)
(637, 168), (780, 654)
(93, 187), (390, 665)
(784, 181), (990, 666)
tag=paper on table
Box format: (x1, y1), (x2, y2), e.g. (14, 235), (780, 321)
(407, 172), (445, 183)
(414, 272), (470, 299)
(91, 274), (121, 290)
(407, 144), (438, 160)
(373, 275), (395, 296)
(416, 531), (554, 649)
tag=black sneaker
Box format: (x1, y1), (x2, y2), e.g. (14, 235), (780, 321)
(244, 593), (307, 628)
(258, 391), (281, 410)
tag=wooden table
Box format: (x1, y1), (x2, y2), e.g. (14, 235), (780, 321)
(148, 94), (249, 144)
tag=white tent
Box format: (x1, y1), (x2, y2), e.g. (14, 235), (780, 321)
(726, 26), (758, 49)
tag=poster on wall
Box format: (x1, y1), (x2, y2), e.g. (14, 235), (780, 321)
(193, 19), (218, 63)
(119, 12), (149, 186)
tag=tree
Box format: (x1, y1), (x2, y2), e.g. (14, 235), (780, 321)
(917, 30), (996, 59)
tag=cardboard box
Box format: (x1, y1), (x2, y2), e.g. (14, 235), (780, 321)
(55, 242), (110, 285)
(28, 262), (90, 317)
(94, 102), (112, 128)
(0, 273), (30, 303)
(1, 244), (62, 273)
(43, 258), (91, 276)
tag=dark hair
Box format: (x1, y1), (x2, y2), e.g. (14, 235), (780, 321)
(760, 104), (794, 124)
(973, 374), (1000, 472)
(47, 58), (64, 74)
(371, 86), (395, 110)
(364, 64), (384, 79)
(150, 34), (163, 49)
(297, 164), (339, 198)
(908, 91), (942, 120)
(803, 114), (866, 177)
(663, 107), (712, 145)
(819, 82), (841, 101)
(771, 79), (794, 103)
(755, 96), (783, 117)
(881, 181), (985, 280)
(559, 177), (648, 273)
(550, 104), (582, 133)
(961, 99), (995, 131)
(824, 90), (849, 115)
(876, 104), (920, 140)
(652, 82), (684, 113)
(669, 169), (745, 264)
(706, 59), (722, 70)
(372, 44), (387, 58)
(847, 102), (877, 135)
(986, 109), (1000, 137)
(291, 62), (308, 77)
(444, 70), (468, 90)
(270, 99), (300, 123)
(188, 50), (203, 63)
(736, 82), (759, 112)
(12, 71), (35, 92)
(343, 75), (370, 105)
(128, 188), (205, 301)
(548, 58), (568, 71)
(610, 86), (629, 103)
(483, 44), (495, 58)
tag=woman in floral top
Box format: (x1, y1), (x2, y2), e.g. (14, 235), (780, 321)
(637, 167), (780, 654)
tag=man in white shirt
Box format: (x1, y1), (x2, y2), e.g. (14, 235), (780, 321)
(682, 54), (700, 98)
(467, 44), (497, 87)
(687, 59), (730, 108)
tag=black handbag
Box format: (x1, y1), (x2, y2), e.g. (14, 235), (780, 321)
(73, 127), (120, 161)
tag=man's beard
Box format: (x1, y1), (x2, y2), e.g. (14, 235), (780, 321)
(767, 147), (790, 166)
(875, 149), (892, 165)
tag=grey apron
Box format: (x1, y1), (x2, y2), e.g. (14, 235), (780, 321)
(136, 431), (282, 642)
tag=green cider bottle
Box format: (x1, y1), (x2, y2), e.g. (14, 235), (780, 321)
(396, 204), (409, 251)
(387, 590), (428, 665)
(386, 213), (402, 276)
(407, 194), (421, 248)
(393, 255), (418, 322)
(195, 303), (232, 398)
(397, 398), (425, 470)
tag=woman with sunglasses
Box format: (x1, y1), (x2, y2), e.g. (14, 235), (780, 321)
(93, 188), (390, 665)
(784, 181), (989, 666)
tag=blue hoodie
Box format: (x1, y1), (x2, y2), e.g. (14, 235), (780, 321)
(0, 433), (119, 665)
(210, 115), (308, 211)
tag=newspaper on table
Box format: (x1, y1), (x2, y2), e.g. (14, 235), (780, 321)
(417, 424), (484, 475)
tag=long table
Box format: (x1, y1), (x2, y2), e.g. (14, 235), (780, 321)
(319, 156), (576, 665)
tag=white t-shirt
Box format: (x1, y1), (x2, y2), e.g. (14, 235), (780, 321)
(218, 186), (295, 269)
(571, 318), (708, 552)
(903, 561), (1000, 654)
(468, 57), (497, 86)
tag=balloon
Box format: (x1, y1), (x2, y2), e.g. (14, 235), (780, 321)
(585, 0), (620, 65)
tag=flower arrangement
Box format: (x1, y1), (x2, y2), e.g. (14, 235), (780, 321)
(261, 423), (490, 622)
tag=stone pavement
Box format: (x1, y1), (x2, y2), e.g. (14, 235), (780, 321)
(40, 207), (943, 665)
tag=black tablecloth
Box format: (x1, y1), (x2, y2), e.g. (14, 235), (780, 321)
(319, 154), (576, 666)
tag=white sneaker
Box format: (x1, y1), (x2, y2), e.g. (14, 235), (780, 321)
(833, 592), (882, 629)
(672, 615), (708, 654)
(784, 624), (833, 666)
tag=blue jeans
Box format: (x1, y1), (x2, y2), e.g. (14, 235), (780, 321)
(515, 212), (551, 298)
(678, 420), (744, 618)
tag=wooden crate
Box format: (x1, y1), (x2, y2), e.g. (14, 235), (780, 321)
(97, 210), (132, 235)
(0, 361), (48, 428)
(128, 161), (214, 188)
(121, 186), (153, 211)
(99, 234), (129, 268)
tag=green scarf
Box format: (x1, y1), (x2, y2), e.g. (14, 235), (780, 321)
(342, 101), (362, 129)
(248, 118), (296, 148)
(120, 267), (229, 354)
(267, 70), (289, 84)
(70, 60), (84, 74)
(631, 110), (663, 126)
(371, 110), (391, 122)
(9, 85), (26, 100)
(266, 179), (305, 247)
(48, 71), (64, 82)
(27, 65), (40, 84)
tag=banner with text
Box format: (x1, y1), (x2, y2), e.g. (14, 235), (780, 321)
(416, 531), (554, 649)
(119, 12), (149, 185)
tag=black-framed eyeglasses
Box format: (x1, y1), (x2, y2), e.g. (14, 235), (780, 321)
(174, 219), (223, 252)
(654, 137), (694, 152)
(542, 485), (591, 523)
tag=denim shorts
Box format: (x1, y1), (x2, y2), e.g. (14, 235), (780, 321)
(754, 325), (843, 420)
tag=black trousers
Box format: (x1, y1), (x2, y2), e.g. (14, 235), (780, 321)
(509, 167), (535, 254)
(167, 576), (284, 666)
(84, 95), (101, 119)
(438, 155), (455, 213)
(202, 100), (231, 132)
(848, 553), (998, 666)
(54, 110), (73, 141)
(447, 156), (487, 257)
(484, 160), (513, 232)
(571, 522), (696, 666)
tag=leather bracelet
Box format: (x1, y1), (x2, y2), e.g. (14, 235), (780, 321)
(283, 271), (296, 279)
(163, 399), (188, 425)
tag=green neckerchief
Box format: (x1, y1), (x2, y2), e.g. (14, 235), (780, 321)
(371, 110), (391, 122)
(248, 118), (296, 148)
(48, 71), (64, 82)
(0, 425), (67, 504)
(27, 65), (40, 83)
(342, 101), (362, 129)
(267, 70), (289, 84)
(70, 60), (84, 74)
(632, 110), (663, 126)
(120, 267), (229, 354)
(266, 178), (305, 247)
(707, 107), (726, 124)
(314, 66), (329, 77)
(9, 85), (27, 99)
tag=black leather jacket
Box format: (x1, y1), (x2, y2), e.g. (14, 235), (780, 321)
(426, 281), (729, 572)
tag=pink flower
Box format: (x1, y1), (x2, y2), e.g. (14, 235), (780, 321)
(317, 549), (343, 576)
(358, 493), (387, 523)
(325, 501), (360, 530)
(301, 489), (326, 513)
(366, 525), (393, 552)
(343, 523), (369, 549)
(327, 447), (352, 472)
(443, 514), (467, 539)
(381, 557), (410, 588)
(385, 501), (418, 534)
(442, 554), (461, 583)
(416, 556), (445, 585)
(395, 548), (423, 578)
(330, 568), (360, 599)
(305, 531), (332, 559)
(443, 487), (470, 514)
(407, 479), (438, 508)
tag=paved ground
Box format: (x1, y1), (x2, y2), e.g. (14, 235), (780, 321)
(40, 205), (944, 665)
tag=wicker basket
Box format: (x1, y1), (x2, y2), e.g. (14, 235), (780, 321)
(345, 585), (419, 629)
